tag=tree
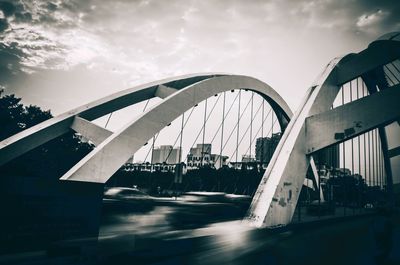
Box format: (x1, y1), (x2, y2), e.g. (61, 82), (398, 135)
(0, 90), (93, 180)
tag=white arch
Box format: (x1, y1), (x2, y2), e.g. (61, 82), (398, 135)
(246, 32), (400, 227)
(0, 74), (293, 184)
(0, 73), (291, 167)
(0, 73), (220, 166)
(60, 75), (292, 183)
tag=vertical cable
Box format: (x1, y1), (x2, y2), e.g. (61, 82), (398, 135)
(376, 130), (378, 188)
(105, 112), (113, 128)
(236, 90), (242, 165)
(372, 129), (376, 187)
(350, 81), (355, 214)
(378, 134), (382, 189)
(271, 108), (274, 136)
(250, 92), (254, 159)
(382, 140), (385, 190)
(143, 99), (150, 112)
(380, 132), (383, 189)
(391, 62), (400, 75)
(368, 129), (372, 187)
(377, 130), (380, 188)
(363, 82), (368, 187)
(357, 78), (361, 211)
(385, 64), (400, 83)
(377, 137), (380, 189)
(342, 86), (346, 216)
(201, 99), (208, 166)
(261, 99), (265, 170)
(178, 113), (184, 182)
(220, 92), (226, 169)
(150, 136), (156, 172)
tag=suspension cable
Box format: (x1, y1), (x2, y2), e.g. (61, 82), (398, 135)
(143, 99), (150, 112)
(162, 106), (197, 163)
(390, 62), (400, 76)
(243, 108), (276, 157)
(183, 92), (240, 164)
(105, 112), (113, 128)
(127, 98), (152, 163)
(201, 99), (208, 166)
(342, 85), (346, 215)
(384, 64), (400, 83)
(143, 132), (160, 163)
(350, 80), (355, 214)
(236, 90), (242, 163)
(202, 93), (240, 153)
(362, 82), (367, 186)
(250, 92), (254, 159)
(219, 93), (254, 158)
(176, 94), (222, 164)
(219, 92), (226, 169)
(260, 99), (265, 168)
(229, 100), (266, 161)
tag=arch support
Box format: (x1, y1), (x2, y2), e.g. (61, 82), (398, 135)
(0, 74), (292, 184)
(246, 32), (400, 228)
(306, 83), (400, 153)
(61, 75), (292, 183)
(0, 74), (219, 166)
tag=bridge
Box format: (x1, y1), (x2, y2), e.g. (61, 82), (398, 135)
(0, 32), (399, 262)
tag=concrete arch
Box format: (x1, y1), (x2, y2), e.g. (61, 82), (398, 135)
(246, 32), (400, 227)
(0, 73), (220, 166)
(60, 75), (292, 183)
(0, 73), (291, 168)
(0, 73), (293, 184)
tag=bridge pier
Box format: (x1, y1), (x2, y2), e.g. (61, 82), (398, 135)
(0, 176), (104, 263)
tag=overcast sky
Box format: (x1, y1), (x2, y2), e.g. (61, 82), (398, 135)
(0, 0), (399, 177)
(1, 0), (399, 112)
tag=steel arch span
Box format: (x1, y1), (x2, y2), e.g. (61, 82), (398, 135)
(0, 74), (292, 183)
(245, 31), (400, 228)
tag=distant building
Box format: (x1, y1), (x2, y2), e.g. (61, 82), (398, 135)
(152, 145), (181, 164)
(187, 143), (228, 170)
(125, 162), (187, 174)
(229, 155), (257, 170)
(241, 155), (255, 163)
(255, 133), (281, 166)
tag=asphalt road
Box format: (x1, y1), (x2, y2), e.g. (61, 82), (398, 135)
(97, 201), (400, 265)
(1, 198), (399, 265)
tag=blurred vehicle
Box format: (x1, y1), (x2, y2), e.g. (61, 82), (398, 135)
(102, 187), (154, 212)
(104, 187), (152, 200)
(180, 192), (227, 203)
(364, 203), (374, 209)
(166, 192), (249, 229)
(225, 193), (252, 202)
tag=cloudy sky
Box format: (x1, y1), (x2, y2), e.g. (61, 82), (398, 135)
(0, 0), (399, 172)
(1, 0), (399, 112)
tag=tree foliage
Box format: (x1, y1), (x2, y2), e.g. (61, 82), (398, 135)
(0, 90), (93, 180)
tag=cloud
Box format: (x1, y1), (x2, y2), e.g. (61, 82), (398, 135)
(0, 0), (399, 109)
(0, 18), (7, 31)
(0, 0), (109, 75)
(357, 9), (389, 28)
(0, 42), (27, 92)
(0, 1), (16, 17)
(0, 0), (398, 78)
